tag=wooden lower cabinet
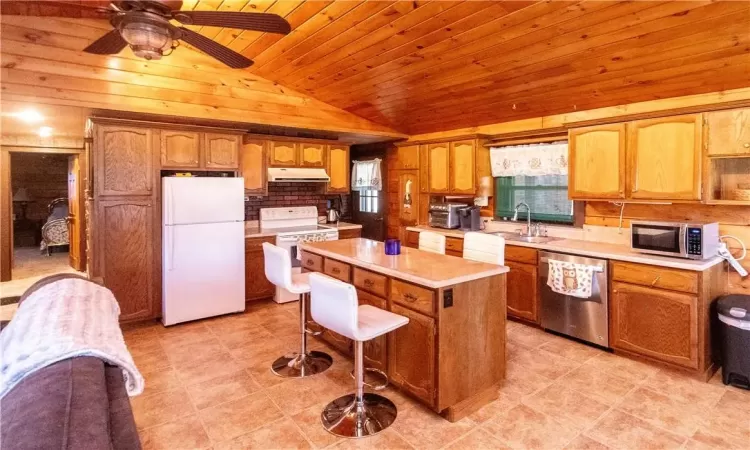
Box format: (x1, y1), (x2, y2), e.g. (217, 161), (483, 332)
(245, 236), (275, 301)
(322, 329), (353, 355)
(338, 228), (362, 240)
(404, 229), (420, 248)
(95, 198), (156, 322)
(358, 290), (388, 372)
(388, 303), (437, 407)
(611, 281), (698, 369)
(505, 261), (539, 324)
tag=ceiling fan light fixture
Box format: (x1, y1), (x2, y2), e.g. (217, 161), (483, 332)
(120, 22), (172, 60)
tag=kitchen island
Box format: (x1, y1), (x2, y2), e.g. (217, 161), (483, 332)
(299, 238), (508, 422)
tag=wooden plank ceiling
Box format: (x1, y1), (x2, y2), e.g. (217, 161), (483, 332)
(177, 0), (750, 134)
(2, 1), (749, 137)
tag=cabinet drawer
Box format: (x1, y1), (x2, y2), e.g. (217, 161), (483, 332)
(445, 237), (463, 254)
(505, 246), (538, 264)
(611, 262), (698, 294)
(390, 279), (435, 316)
(324, 258), (351, 282)
(301, 252), (323, 272)
(353, 268), (388, 297)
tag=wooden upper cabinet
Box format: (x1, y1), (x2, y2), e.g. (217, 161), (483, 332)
(419, 145), (429, 193)
(628, 115), (702, 201)
(268, 141), (298, 167)
(241, 139), (267, 195)
(159, 130), (200, 168)
(300, 143), (326, 167)
(95, 124), (153, 197)
(706, 108), (750, 156)
(96, 198), (155, 321)
(396, 145), (420, 170)
(450, 140), (475, 194)
(204, 133), (240, 169)
(388, 304), (436, 406)
(427, 143), (450, 193)
(611, 281), (698, 369)
(327, 145), (350, 193)
(568, 124), (626, 199)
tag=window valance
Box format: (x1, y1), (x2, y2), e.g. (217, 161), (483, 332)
(351, 158), (382, 191)
(490, 141), (568, 177)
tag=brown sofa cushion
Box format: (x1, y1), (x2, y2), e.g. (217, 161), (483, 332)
(0, 357), (141, 450)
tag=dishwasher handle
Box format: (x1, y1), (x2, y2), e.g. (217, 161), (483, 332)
(539, 256), (605, 272)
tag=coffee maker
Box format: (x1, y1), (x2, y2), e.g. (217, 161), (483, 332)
(458, 206), (481, 231)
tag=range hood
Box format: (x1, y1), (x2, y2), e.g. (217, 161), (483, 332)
(267, 167), (330, 183)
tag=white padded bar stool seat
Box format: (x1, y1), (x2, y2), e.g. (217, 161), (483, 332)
(262, 243), (332, 378)
(309, 272), (409, 438)
(463, 232), (505, 265)
(356, 305), (409, 342)
(418, 231), (446, 255)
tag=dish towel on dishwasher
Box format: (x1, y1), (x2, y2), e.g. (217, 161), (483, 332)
(547, 259), (598, 299)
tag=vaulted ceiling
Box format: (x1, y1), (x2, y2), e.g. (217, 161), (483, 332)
(3, 1), (750, 136)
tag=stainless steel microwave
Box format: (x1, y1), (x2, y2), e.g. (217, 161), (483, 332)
(630, 221), (719, 260)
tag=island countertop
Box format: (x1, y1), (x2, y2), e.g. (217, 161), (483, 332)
(299, 238), (508, 289)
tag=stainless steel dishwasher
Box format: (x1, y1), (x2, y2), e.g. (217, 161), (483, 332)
(539, 251), (609, 347)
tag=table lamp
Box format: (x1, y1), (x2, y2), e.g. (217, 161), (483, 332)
(13, 187), (32, 220)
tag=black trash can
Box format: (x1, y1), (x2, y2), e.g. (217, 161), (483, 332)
(717, 295), (750, 389)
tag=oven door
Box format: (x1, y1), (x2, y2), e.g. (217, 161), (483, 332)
(631, 222), (686, 257)
(428, 211), (449, 228)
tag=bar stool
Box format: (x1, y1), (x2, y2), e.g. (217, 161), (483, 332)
(262, 243), (333, 378)
(308, 272), (409, 438)
(463, 232), (505, 265)
(418, 231), (446, 255)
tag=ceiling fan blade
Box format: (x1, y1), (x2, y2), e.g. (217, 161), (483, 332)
(83, 29), (128, 55)
(174, 11), (291, 34)
(179, 28), (254, 69)
(1, 1), (112, 18)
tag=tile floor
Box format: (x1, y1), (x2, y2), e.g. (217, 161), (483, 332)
(123, 300), (750, 450)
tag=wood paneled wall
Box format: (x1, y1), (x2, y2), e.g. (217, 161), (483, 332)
(0, 16), (404, 140)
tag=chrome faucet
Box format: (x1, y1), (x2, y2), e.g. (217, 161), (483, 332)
(512, 202), (532, 236)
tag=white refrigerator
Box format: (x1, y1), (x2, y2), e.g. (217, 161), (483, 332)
(162, 177), (245, 326)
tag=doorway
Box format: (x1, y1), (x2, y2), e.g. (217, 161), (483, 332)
(350, 145), (387, 241)
(0, 147), (87, 295)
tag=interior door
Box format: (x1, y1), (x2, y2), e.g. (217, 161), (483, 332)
(67, 154), (86, 271)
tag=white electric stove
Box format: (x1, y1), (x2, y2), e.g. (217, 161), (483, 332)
(259, 206), (339, 303)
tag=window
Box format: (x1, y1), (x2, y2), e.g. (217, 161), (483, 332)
(358, 189), (379, 214)
(494, 175), (574, 224)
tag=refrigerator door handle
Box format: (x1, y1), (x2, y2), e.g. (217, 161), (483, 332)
(165, 226), (175, 271)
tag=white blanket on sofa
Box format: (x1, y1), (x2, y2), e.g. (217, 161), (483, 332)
(0, 278), (144, 399)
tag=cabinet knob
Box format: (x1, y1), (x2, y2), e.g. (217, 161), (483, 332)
(651, 275), (661, 286)
(744, 142), (750, 148)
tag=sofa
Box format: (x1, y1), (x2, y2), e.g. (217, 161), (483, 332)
(0, 275), (141, 450)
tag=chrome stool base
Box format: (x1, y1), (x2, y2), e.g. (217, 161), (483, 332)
(271, 351), (333, 378)
(321, 393), (397, 438)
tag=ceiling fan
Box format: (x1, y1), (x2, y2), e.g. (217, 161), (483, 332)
(1, 1), (291, 68)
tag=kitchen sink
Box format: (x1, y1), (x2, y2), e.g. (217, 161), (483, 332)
(493, 232), (562, 244)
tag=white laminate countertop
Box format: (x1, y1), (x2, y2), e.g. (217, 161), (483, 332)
(300, 238), (509, 289)
(405, 225), (723, 271)
(245, 221), (362, 238)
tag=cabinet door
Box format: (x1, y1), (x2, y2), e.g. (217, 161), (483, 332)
(95, 125), (153, 196)
(568, 124), (626, 199)
(326, 145), (350, 193)
(388, 304), (436, 406)
(506, 261), (538, 324)
(404, 230), (420, 248)
(96, 198), (155, 321)
(427, 143), (450, 193)
(269, 141), (298, 167)
(241, 139), (267, 195)
(611, 282), (698, 369)
(706, 108), (750, 156)
(160, 130), (200, 168)
(204, 133), (240, 169)
(419, 145), (429, 193)
(300, 143), (326, 167)
(450, 140), (475, 194)
(629, 115), (702, 200)
(398, 171), (419, 225)
(358, 290), (388, 372)
(396, 145), (420, 170)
